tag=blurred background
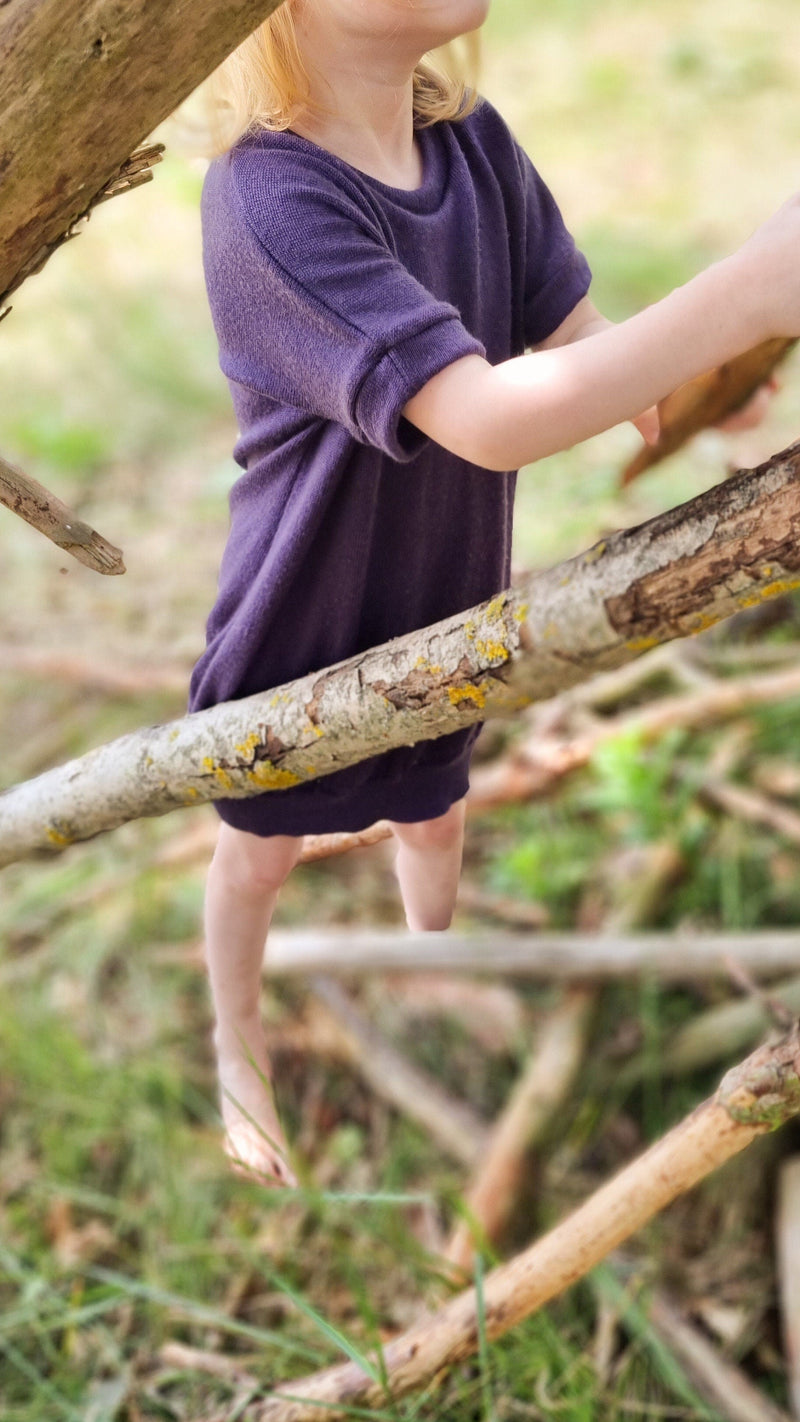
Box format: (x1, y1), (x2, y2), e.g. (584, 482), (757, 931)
(3, 1), (800, 1417)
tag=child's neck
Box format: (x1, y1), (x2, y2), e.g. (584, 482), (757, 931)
(289, 15), (424, 189)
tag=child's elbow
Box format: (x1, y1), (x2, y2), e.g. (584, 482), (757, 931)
(403, 355), (513, 471)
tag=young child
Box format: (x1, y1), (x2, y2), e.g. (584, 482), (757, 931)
(189, 0), (800, 1187)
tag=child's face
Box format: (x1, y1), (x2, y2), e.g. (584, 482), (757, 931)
(303, 0), (491, 51)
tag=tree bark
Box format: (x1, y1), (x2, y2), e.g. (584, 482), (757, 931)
(0, 0), (284, 309)
(0, 453), (125, 574)
(1, 441), (800, 867)
(258, 929), (800, 983)
(228, 1026), (800, 1422)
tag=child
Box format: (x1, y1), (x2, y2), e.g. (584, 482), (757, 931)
(189, 0), (800, 1187)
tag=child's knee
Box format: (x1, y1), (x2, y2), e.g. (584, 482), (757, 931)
(390, 798), (466, 853)
(210, 825), (302, 894)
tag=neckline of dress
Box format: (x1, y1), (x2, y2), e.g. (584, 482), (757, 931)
(260, 123), (449, 215)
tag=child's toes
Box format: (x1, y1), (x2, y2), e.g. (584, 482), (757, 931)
(224, 1124), (297, 1189)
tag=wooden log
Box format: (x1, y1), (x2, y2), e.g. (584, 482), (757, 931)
(233, 1026), (800, 1422)
(0, 0), (284, 309)
(256, 929), (800, 983)
(3, 441), (800, 866)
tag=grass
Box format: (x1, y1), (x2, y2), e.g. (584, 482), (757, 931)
(2, 1), (800, 1418)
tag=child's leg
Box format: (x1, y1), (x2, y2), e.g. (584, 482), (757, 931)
(387, 797), (467, 931)
(203, 821), (304, 1185)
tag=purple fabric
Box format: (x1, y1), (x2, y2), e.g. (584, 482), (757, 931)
(188, 96), (592, 835)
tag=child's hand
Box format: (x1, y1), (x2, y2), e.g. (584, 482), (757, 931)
(632, 405), (660, 446)
(713, 375), (780, 433)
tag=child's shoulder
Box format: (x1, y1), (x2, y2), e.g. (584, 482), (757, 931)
(447, 93), (533, 179)
(206, 126), (387, 233)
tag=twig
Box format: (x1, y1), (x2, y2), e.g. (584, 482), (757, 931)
(0, 453), (124, 575)
(157, 1340), (259, 1386)
(0, 646), (187, 695)
(693, 772), (800, 847)
(644, 976), (800, 1081)
(646, 1290), (793, 1422)
(776, 1156), (800, 1419)
(308, 977), (490, 1168)
(368, 974), (525, 1054)
(236, 1025), (800, 1422)
(454, 880), (550, 929)
(470, 665), (800, 812)
(445, 986), (595, 1272)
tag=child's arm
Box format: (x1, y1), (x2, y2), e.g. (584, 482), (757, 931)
(403, 196), (800, 471)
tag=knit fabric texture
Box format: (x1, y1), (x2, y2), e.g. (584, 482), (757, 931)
(188, 95), (592, 835)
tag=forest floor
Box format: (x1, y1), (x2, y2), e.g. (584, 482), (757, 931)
(3, 1), (800, 1418)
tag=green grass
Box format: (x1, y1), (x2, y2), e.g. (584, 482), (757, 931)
(2, 1), (800, 1417)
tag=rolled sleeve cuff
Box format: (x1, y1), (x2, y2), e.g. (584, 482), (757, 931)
(525, 250), (593, 348)
(353, 314), (486, 462)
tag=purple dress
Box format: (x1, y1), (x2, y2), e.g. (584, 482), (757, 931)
(188, 96), (591, 836)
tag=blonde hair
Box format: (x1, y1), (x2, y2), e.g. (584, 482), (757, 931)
(182, 5), (481, 160)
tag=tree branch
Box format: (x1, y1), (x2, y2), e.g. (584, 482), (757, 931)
(1, 441), (800, 867)
(0, 454), (125, 575)
(0, 0), (285, 308)
(237, 1025), (800, 1422)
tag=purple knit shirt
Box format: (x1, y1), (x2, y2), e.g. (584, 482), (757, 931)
(188, 96), (592, 835)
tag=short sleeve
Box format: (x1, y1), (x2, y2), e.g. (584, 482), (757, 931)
(514, 144), (593, 348)
(202, 147), (486, 463)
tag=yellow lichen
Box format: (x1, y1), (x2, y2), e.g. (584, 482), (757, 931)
(448, 684), (487, 709)
(584, 541), (606, 564)
(626, 634), (660, 653)
(474, 639), (509, 662)
(513, 602), (529, 623)
(235, 731), (261, 758)
(202, 756), (234, 791)
(247, 761), (301, 790)
(737, 576), (800, 610)
(464, 619), (477, 640)
(46, 826), (72, 848)
(485, 595), (507, 623)
(183, 787), (199, 802)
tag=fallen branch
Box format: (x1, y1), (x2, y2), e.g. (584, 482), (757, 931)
(470, 662), (800, 811)
(368, 974), (526, 1055)
(776, 1156), (800, 1419)
(0, 453), (125, 575)
(235, 1025), (800, 1422)
(308, 977), (490, 1168)
(639, 976), (800, 1081)
(647, 1291), (793, 1422)
(445, 986), (595, 1272)
(696, 772), (800, 846)
(601, 1271), (794, 1422)
(0, 645), (188, 695)
(4, 441), (800, 867)
(258, 929), (800, 983)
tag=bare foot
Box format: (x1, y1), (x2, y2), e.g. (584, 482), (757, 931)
(215, 1038), (297, 1189)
